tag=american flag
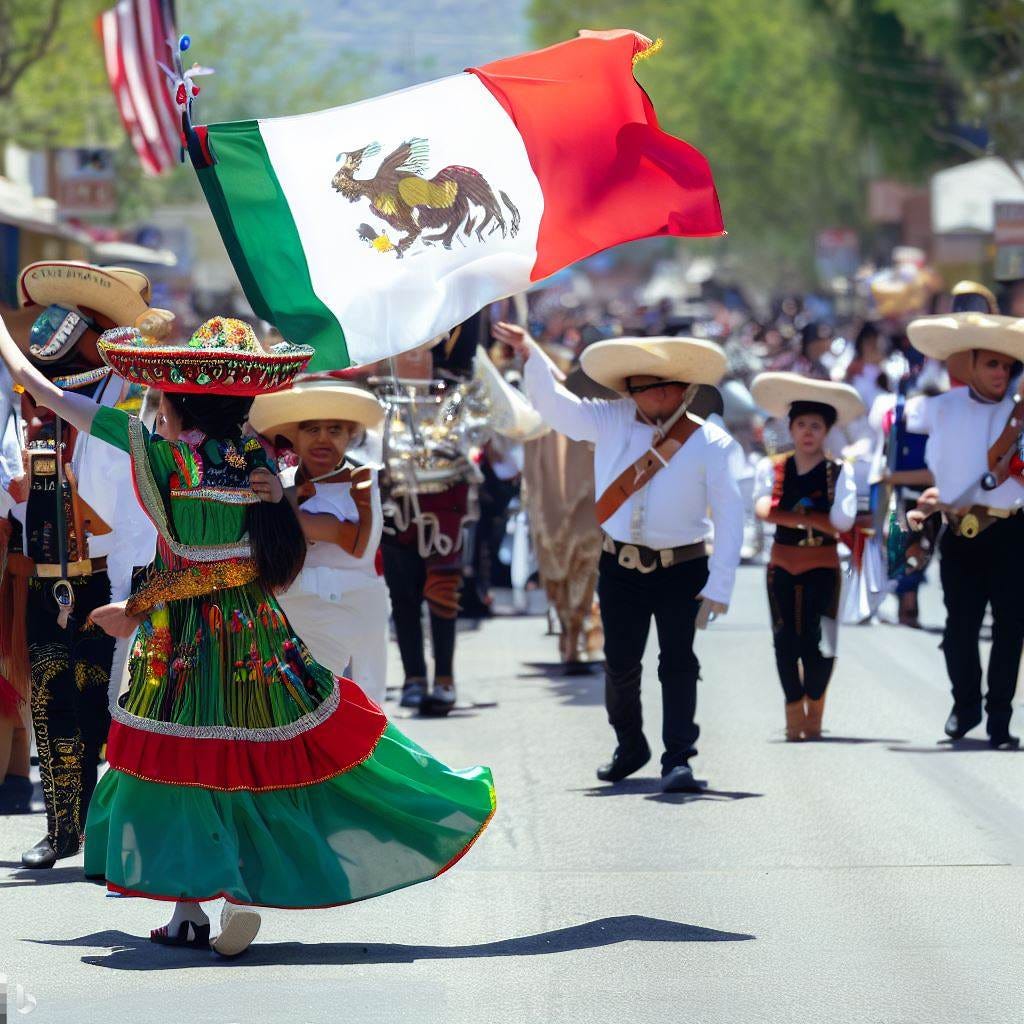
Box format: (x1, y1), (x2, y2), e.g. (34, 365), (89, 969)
(98, 0), (181, 175)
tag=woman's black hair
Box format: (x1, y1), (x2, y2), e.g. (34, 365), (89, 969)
(854, 321), (880, 358)
(788, 399), (837, 430)
(794, 323), (827, 356)
(165, 392), (306, 591)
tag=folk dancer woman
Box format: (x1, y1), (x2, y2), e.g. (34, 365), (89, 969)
(0, 314), (495, 956)
(249, 379), (389, 705)
(751, 373), (862, 741)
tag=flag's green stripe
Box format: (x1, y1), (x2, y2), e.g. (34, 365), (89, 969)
(197, 120), (349, 370)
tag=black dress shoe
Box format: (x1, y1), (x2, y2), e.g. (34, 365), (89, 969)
(944, 709), (982, 740)
(661, 764), (704, 793)
(596, 740), (651, 783)
(989, 733), (1020, 750)
(21, 837), (58, 870)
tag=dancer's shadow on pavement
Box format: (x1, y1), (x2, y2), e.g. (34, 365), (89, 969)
(574, 780), (763, 805)
(888, 738), (1023, 754)
(32, 914), (754, 970)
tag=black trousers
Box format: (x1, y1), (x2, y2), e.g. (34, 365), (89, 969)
(766, 564), (841, 703)
(383, 542), (459, 681)
(597, 551), (708, 772)
(939, 515), (1024, 736)
(26, 571), (114, 855)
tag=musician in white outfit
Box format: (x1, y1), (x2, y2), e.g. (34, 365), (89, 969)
(249, 380), (389, 705)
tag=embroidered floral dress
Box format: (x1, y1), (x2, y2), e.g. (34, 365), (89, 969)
(83, 406), (495, 908)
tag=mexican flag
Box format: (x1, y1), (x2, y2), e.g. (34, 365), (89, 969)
(191, 29), (724, 370)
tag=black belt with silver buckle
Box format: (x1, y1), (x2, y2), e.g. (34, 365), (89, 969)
(602, 534), (707, 573)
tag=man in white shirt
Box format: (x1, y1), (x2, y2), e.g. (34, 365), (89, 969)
(494, 323), (743, 792)
(905, 310), (1024, 749)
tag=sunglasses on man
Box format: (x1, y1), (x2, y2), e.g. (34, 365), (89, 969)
(626, 379), (687, 395)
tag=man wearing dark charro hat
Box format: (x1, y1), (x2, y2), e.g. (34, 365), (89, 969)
(4, 261), (172, 868)
(496, 321), (744, 792)
(905, 305), (1024, 749)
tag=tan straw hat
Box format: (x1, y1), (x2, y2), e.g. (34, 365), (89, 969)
(580, 336), (727, 394)
(751, 372), (866, 427)
(249, 378), (384, 444)
(907, 312), (1024, 362)
(20, 262), (155, 323)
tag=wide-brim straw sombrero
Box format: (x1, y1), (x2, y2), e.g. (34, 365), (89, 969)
(20, 261), (153, 321)
(907, 312), (1024, 362)
(751, 372), (866, 427)
(580, 336), (727, 394)
(249, 379), (384, 444)
(98, 316), (313, 396)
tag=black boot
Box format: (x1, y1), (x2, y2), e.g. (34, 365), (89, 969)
(27, 734), (84, 868)
(21, 836), (58, 870)
(945, 707), (982, 740)
(596, 738), (651, 783)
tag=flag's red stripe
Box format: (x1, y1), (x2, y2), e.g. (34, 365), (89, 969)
(139, 0), (180, 156)
(118, 0), (173, 172)
(470, 29), (725, 281)
(100, 7), (163, 175)
(154, 0), (185, 141)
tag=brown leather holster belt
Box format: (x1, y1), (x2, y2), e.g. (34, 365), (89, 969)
(947, 505), (1021, 540)
(602, 533), (706, 573)
(6, 553), (107, 579)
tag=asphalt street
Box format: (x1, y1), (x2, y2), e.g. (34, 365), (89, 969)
(1, 566), (1022, 1024)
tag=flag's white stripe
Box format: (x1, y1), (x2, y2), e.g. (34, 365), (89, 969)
(117, 0), (172, 171)
(102, 7), (161, 175)
(136, 0), (179, 159)
(258, 73), (544, 365)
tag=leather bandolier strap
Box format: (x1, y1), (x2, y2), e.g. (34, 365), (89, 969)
(594, 414), (701, 525)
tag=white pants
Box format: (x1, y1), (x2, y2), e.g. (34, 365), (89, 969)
(278, 573), (389, 706)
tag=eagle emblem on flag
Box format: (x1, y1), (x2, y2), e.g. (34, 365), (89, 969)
(331, 138), (521, 257)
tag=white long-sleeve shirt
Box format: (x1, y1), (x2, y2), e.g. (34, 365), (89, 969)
(906, 389), (1024, 510)
(523, 342), (744, 604)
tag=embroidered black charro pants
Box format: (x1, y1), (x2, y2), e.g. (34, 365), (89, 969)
(597, 551), (707, 772)
(27, 572), (114, 856)
(766, 565), (841, 704)
(939, 515), (1024, 737)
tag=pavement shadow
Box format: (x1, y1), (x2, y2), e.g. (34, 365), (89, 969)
(0, 860), (100, 889)
(517, 663), (605, 707)
(768, 736), (909, 746)
(888, 738), (1022, 754)
(574, 779), (762, 805)
(33, 915), (754, 970)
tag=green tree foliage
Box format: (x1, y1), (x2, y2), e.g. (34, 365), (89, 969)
(530, 0), (868, 286)
(813, 0), (1024, 177)
(1, 0), (370, 220)
(0, 0), (65, 101)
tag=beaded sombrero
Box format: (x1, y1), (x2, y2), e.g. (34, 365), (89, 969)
(97, 316), (314, 396)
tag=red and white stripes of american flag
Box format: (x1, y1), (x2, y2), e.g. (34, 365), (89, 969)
(99, 0), (181, 175)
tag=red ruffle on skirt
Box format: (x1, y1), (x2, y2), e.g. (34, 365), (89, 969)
(104, 676), (387, 791)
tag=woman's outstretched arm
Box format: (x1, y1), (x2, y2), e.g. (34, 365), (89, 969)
(0, 313), (99, 432)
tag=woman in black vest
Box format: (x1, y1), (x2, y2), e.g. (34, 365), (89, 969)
(751, 374), (864, 740)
